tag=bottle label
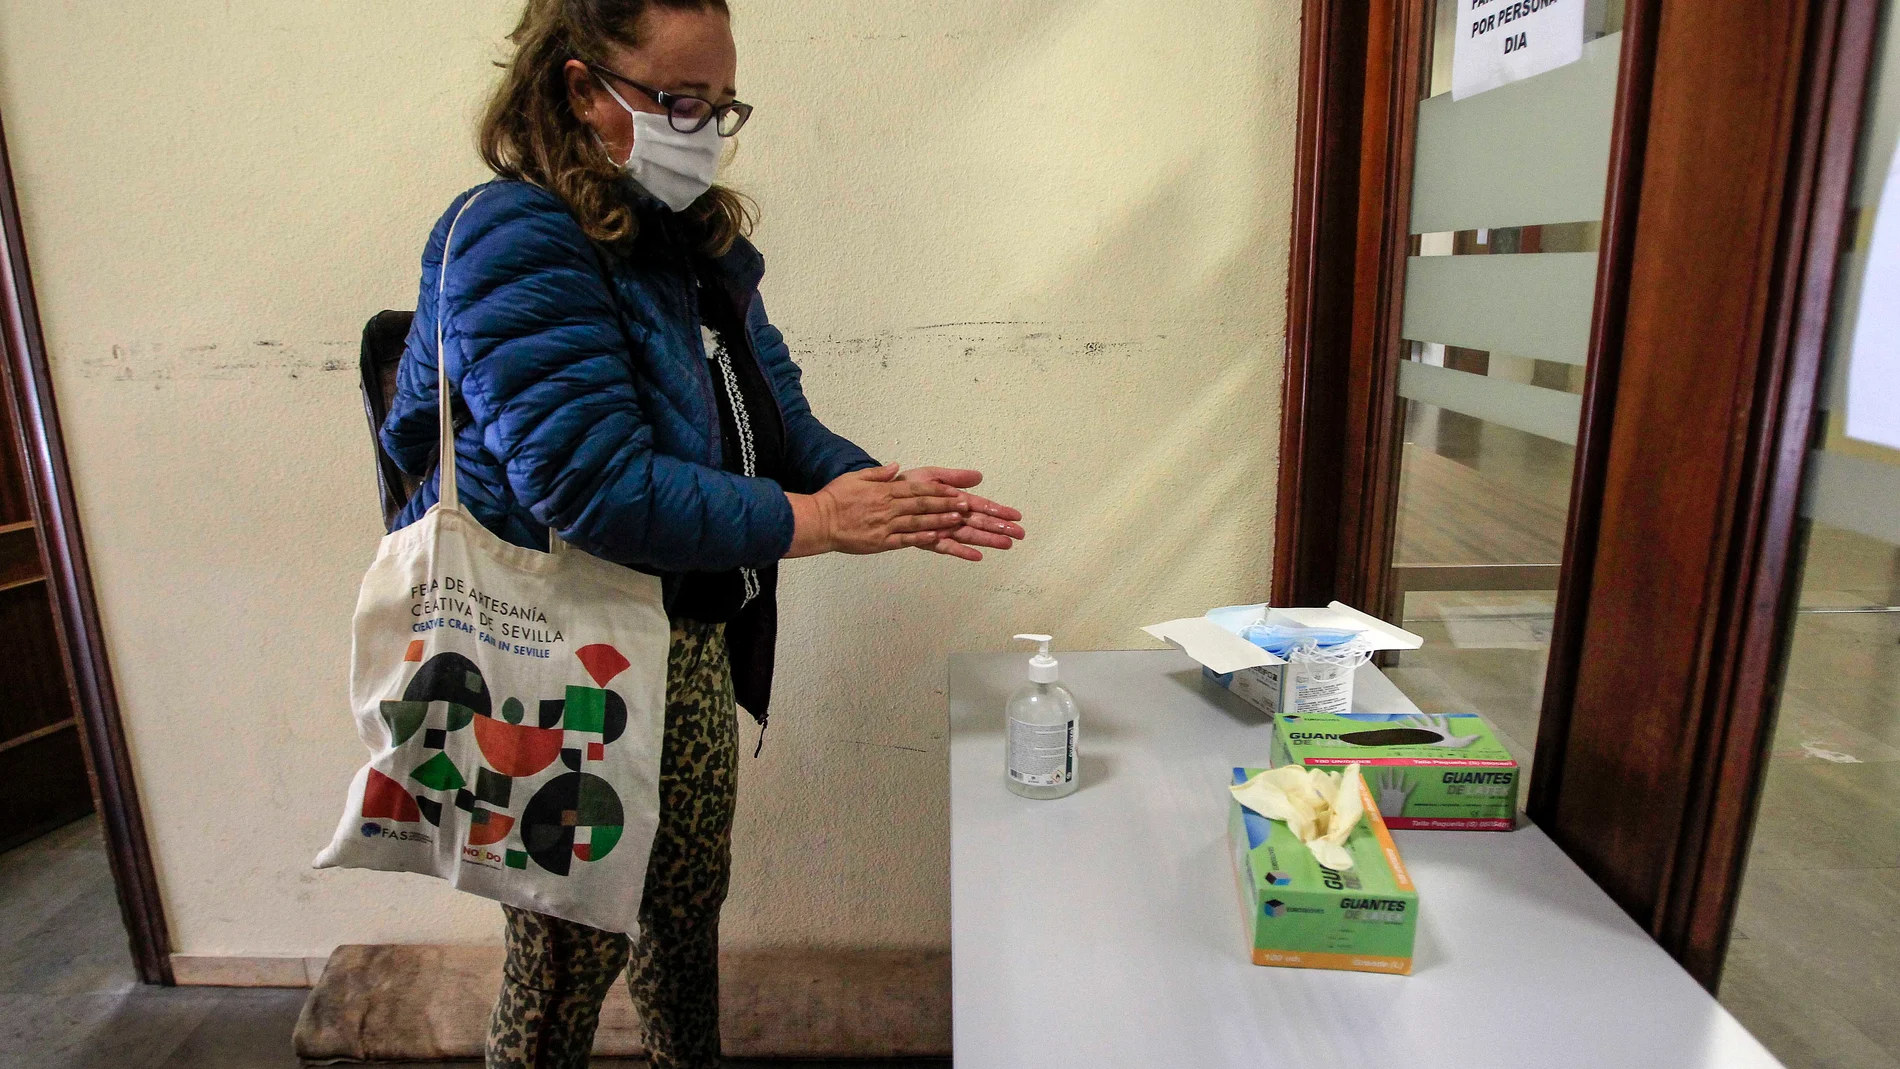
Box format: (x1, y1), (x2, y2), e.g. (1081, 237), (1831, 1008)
(1007, 717), (1076, 786)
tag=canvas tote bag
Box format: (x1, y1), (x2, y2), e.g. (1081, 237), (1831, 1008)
(315, 189), (671, 934)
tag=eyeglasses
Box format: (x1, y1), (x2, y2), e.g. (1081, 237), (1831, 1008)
(588, 63), (753, 137)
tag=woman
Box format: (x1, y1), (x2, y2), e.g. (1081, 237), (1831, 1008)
(379, 1), (1026, 1066)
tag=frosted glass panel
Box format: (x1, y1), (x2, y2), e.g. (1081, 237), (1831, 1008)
(1411, 34), (1622, 234)
(1385, 0), (1622, 788)
(1397, 361), (1582, 444)
(1401, 252), (1598, 364)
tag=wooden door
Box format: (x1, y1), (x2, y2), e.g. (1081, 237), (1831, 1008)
(0, 366), (92, 850)
(1274, 0), (1880, 989)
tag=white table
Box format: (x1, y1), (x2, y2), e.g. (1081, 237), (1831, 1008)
(949, 650), (1782, 1069)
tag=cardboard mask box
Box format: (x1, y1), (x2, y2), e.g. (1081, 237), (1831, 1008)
(1144, 602), (1423, 717)
(1229, 768), (1418, 974)
(1273, 711), (1518, 831)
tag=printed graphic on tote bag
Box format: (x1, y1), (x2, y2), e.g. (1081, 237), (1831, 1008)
(358, 577), (639, 877)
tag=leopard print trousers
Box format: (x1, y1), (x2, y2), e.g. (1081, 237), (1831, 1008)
(485, 619), (737, 1069)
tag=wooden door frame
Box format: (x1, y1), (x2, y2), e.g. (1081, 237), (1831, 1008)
(0, 112), (174, 984)
(1536, 0), (1881, 986)
(1274, 0), (1881, 989)
(1273, 0), (1428, 615)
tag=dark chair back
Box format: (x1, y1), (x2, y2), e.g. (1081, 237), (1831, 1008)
(360, 310), (418, 527)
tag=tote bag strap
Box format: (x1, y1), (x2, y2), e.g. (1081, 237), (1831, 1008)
(433, 188), (493, 512)
(433, 187), (569, 555)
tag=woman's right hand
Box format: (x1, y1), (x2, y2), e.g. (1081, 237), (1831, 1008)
(785, 464), (968, 558)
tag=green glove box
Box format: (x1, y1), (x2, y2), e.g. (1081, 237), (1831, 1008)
(1229, 767), (1418, 975)
(1271, 711), (1519, 830)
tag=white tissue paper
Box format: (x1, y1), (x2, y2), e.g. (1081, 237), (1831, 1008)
(1229, 763), (1366, 871)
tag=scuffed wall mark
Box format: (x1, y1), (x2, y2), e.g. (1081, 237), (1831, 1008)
(911, 319), (1039, 331)
(786, 321), (1249, 370)
(802, 33), (936, 43)
(841, 740), (932, 754)
(75, 340), (358, 381)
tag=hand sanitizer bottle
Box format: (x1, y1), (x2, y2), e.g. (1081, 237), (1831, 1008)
(1006, 634), (1080, 799)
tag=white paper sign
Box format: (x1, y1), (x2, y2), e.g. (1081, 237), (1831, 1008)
(1844, 139), (1900, 450)
(1451, 0), (1587, 101)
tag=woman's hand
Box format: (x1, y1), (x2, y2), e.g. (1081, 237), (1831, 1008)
(785, 464), (968, 558)
(898, 466), (1026, 562)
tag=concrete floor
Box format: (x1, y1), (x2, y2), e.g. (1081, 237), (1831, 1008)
(0, 818), (948, 1069)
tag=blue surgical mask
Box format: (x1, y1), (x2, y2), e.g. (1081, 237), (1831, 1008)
(1238, 624), (1365, 658)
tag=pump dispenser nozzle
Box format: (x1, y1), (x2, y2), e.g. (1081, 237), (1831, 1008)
(1014, 634), (1059, 683)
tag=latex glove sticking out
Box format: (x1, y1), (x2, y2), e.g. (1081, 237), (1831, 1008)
(1229, 763), (1366, 871)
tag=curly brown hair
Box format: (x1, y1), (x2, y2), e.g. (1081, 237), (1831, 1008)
(479, 0), (755, 254)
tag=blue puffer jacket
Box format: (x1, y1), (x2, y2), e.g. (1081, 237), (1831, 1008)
(382, 180), (879, 582)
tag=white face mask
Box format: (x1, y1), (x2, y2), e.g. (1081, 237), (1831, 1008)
(597, 78), (723, 212)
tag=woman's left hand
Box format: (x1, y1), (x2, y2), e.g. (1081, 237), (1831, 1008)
(897, 466), (1026, 562)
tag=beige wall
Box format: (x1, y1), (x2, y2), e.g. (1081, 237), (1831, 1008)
(0, 0), (1298, 957)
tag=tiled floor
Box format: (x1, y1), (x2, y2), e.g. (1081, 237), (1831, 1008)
(0, 818), (949, 1068)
